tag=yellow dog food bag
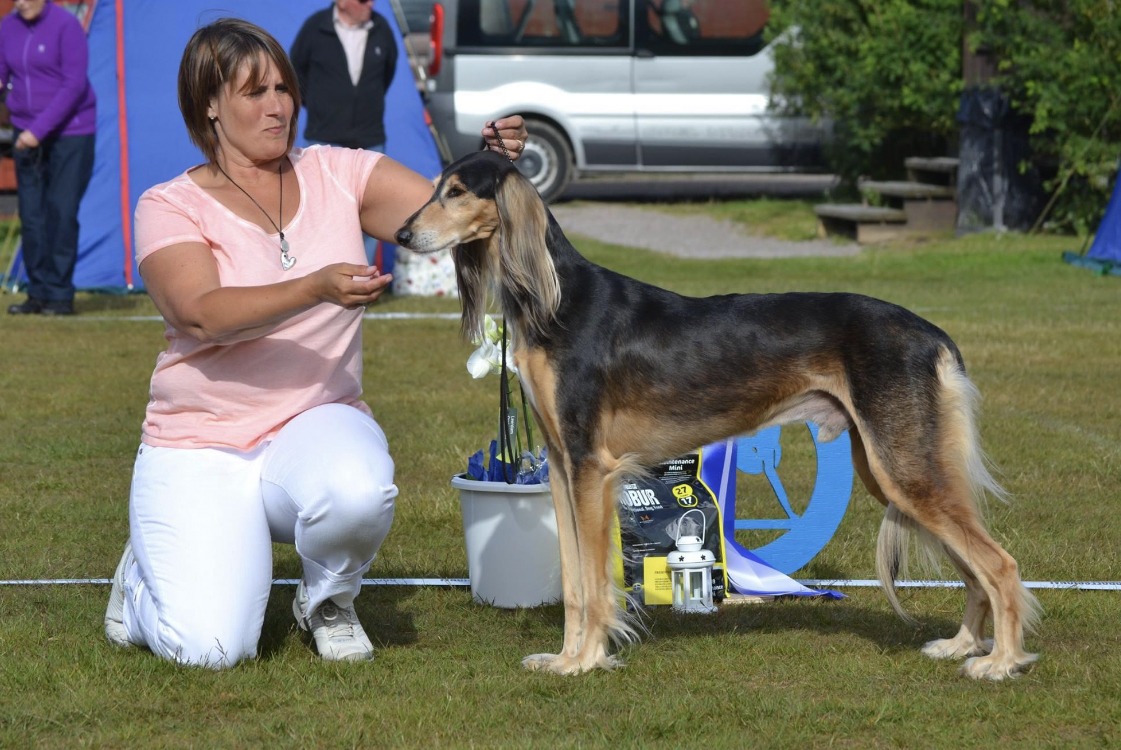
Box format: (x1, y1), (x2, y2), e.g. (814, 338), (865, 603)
(612, 449), (729, 607)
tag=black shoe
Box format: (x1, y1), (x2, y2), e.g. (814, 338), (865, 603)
(7, 297), (44, 315)
(41, 300), (75, 316)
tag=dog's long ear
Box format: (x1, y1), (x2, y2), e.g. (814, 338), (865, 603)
(495, 169), (560, 340)
(453, 239), (490, 342)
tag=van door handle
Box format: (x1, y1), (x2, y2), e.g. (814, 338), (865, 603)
(635, 48), (655, 59)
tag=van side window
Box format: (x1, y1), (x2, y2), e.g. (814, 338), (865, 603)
(458, 0), (629, 49)
(639, 0), (768, 56)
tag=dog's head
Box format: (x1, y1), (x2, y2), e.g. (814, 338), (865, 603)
(394, 150), (525, 253)
(395, 150), (558, 342)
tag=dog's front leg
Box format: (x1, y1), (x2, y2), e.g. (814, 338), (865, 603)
(567, 458), (624, 672)
(525, 458), (621, 674)
(522, 457), (585, 671)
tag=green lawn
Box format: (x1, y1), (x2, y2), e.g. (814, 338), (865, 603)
(2, 225), (1119, 747)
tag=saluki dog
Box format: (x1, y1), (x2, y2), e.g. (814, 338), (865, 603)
(395, 151), (1040, 680)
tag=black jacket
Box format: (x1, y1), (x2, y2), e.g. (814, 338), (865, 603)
(290, 6), (398, 149)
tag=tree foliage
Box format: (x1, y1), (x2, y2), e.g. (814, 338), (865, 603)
(974, 0), (1121, 234)
(766, 0), (1121, 234)
(766, 0), (964, 184)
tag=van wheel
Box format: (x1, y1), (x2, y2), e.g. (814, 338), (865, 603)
(516, 120), (572, 203)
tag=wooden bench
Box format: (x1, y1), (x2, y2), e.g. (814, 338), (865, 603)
(813, 204), (907, 243)
(904, 156), (960, 186)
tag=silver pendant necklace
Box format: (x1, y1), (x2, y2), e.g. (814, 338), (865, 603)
(214, 160), (296, 270)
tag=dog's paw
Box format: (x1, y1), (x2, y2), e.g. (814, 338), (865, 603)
(521, 653), (557, 671)
(960, 651), (1039, 680)
(522, 652), (623, 674)
(522, 653), (582, 675)
(922, 633), (992, 660)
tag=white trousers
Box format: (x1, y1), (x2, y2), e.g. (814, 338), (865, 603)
(117, 403), (398, 668)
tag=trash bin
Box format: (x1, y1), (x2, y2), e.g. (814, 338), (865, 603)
(956, 86), (1044, 233)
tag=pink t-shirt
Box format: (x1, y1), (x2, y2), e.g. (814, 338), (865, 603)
(134, 145), (381, 451)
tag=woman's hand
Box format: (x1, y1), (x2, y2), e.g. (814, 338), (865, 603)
(482, 116), (529, 161)
(308, 263), (393, 309)
(15, 130), (40, 150)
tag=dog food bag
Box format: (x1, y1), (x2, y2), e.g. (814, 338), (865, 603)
(614, 450), (729, 607)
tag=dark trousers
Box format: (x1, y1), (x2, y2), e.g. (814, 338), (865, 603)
(13, 131), (95, 303)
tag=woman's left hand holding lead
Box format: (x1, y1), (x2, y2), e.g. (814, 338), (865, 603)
(482, 116), (528, 161)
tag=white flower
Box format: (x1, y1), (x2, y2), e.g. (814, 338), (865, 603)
(470, 314), (500, 346)
(466, 315), (517, 378)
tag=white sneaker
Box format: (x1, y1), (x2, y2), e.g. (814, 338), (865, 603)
(104, 541), (133, 648)
(292, 580), (374, 662)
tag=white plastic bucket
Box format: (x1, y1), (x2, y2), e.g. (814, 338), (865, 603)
(451, 473), (561, 608)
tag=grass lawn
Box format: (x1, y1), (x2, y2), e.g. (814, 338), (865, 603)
(1, 218), (1120, 747)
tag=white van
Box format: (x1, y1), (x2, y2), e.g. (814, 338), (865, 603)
(422, 0), (826, 201)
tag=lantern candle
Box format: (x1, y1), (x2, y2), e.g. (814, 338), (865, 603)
(666, 509), (717, 614)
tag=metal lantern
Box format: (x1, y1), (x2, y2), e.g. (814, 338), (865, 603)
(667, 508), (717, 614)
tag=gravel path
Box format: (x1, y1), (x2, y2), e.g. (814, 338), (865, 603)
(549, 204), (859, 259)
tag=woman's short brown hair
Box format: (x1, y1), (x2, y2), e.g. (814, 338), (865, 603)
(178, 18), (302, 163)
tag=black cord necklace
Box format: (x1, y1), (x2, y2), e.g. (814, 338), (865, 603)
(214, 160), (297, 270)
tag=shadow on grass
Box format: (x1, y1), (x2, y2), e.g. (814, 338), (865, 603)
(256, 583), (421, 661)
(653, 599), (958, 654)
(506, 596), (959, 656)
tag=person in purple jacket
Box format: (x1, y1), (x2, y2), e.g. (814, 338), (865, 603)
(1, 0), (96, 316)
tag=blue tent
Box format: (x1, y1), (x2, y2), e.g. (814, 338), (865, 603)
(5, 0), (441, 291)
(1063, 169), (1121, 277)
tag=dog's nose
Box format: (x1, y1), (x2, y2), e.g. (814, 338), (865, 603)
(395, 228), (413, 246)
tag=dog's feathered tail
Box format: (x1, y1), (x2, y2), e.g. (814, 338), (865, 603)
(876, 503), (937, 623)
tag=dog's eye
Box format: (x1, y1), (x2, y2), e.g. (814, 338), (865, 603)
(446, 187), (465, 199)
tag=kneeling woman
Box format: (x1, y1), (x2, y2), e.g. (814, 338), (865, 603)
(103, 18), (527, 667)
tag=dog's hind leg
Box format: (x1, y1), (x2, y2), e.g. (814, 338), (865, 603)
(921, 545), (993, 660)
(934, 358), (1039, 678)
(859, 432), (990, 649)
(867, 354), (1038, 680)
(906, 497), (1036, 679)
(872, 460), (1037, 679)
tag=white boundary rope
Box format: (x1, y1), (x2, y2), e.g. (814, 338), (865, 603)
(2, 578), (1119, 590)
(798, 579), (1121, 591)
(0, 578), (470, 586)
